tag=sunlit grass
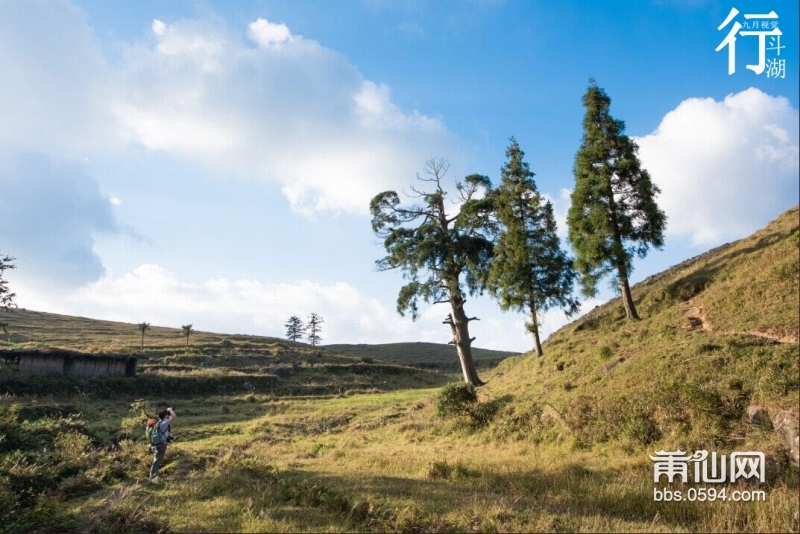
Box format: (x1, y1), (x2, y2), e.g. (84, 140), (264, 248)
(1, 206), (798, 532)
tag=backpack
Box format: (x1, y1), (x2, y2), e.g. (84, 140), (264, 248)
(145, 418), (166, 445)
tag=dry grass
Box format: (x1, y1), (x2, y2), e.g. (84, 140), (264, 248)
(1, 205), (798, 533)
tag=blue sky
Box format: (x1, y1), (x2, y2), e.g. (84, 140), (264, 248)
(1, 0), (797, 352)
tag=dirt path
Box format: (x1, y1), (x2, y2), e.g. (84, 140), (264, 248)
(683, 306), (798, 345)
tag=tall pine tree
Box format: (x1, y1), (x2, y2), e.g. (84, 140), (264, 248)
(568, 80), (666, 320)
(487, 138), (579, 356)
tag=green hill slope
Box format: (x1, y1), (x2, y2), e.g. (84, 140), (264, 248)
(0, 309), (505, 397)
(0, 207), (797, 533)
(484, 205), (799, 451)
(326, 342), (515, 372)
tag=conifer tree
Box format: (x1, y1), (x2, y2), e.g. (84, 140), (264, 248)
(487, 138), (579, 356)
(285, 315), (305, 342)
(306, 313), (323, 347)
(0, 251), (16, 312)
(370, 158), (495, 386)
(568, 80), (666, 320)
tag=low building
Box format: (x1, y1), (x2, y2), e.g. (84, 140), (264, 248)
(1, 350), (137, 377)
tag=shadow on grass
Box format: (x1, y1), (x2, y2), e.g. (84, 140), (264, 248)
(298, 463), (701, 530)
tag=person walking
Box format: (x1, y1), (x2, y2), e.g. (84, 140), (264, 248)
(147, 407), (176, 483)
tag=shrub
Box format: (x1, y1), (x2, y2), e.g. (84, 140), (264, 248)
(435, 383), (477, 419)
(435, 383), (500, 428)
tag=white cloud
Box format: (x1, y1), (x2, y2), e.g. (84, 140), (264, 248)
(113, 16), (457, 216)
(248, 18), (293, 47)
(0, 3), (459, 218)
(152, 19), (167, 38)
(12, 261), (570, 352)
(0, 0), (116, 156)
(636, 88), (799, 245)
(14, 264), (449, 346)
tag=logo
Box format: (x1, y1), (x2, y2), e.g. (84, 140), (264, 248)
(650, 449), (765, 484)
(716, 7), (786, 78)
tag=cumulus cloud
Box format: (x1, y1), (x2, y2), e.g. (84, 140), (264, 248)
(0, 153), (120, 286)
(14, 264), (465, 346)
(113, 16), (456, 216)
(12, 260), (568, 352)
(636, 88), (799, 245)
(248, 18), (293, 46)
(0, 2), (458, 218)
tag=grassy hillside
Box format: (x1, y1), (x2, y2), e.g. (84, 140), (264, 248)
(0, 206), (797, 533)
(484, 205), (799, 448)
(326, 342), (515, 372)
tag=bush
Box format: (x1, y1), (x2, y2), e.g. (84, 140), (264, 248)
(435, 383), (477, 419)
(435, 383), (499, 428)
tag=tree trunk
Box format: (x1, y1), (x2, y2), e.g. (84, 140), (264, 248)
(606, 180), (639, 321)
(619, 272), (640, 320)
(446, 294), (484, 386)
(530, 307), (543, 357)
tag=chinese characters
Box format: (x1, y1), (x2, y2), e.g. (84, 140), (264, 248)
(650, 450), (766, 484)
(716, 8), (785, 78)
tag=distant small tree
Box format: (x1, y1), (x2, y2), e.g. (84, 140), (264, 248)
(285, 316), (305, 342)
(0, 322), (9, 342)
(306, 313), (323, 347)
(181, 324), (194, 347)
(137, 322), (150, 350)
(0, 252), (17, 312)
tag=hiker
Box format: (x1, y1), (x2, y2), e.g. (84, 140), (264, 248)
(147, 407), (176, 483)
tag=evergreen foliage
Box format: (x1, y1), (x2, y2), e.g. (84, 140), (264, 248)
(567, 80), (666, 320)
(306, 313), (323, 347)
(487, 138), (579, 355)
(370, 158), (495, 386)
(285, 315), (305, 342)
(0, 251), (16, 312)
